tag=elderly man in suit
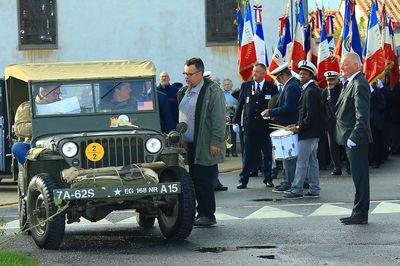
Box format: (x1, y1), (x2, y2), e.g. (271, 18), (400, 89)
(262, 63), (302, 192)
(336, 52), (373, 225)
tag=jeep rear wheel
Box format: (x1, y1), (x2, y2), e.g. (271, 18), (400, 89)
(157, 167), (195, 240)
(27, 174), (65, 250)
(136, 212), (155, 228)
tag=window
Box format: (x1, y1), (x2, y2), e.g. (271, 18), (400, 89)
(205, 0), (237, 46)
(18, 0), (57, 50)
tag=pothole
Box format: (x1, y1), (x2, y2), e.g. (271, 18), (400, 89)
(257, 255), (275, 259)
(251, 198), (282, 202)
(195, 245), (276, 253)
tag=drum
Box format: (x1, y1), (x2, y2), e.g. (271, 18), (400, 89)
(270, 129), (298, 160)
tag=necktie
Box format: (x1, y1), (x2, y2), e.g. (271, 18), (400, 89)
(257, 83), (261, 93)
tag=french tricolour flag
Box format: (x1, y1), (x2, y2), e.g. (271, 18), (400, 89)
(291, 0), (307, 73)
(363, 1), (385, 84)
(268, 16), (292, 73)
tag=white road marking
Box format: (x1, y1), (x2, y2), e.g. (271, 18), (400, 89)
(244, 206), (302, 219)
(309, 204), (352, 216)
(371, 202), (400, 214)
(215, 212), (240, 221)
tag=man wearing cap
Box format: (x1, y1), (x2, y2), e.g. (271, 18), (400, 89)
(336, 52), (372, 225)
(284, 60), (323, 199)
(262, 63), (301, 192)
(233, 63), (278, 189)
(321, 71), (344, 175)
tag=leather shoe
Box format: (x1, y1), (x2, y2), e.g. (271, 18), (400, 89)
(331, 169), (342, 175)
(342, 217), (368, 225)
(236, 183), (247, 189)
(214, 185), (228, 191)
(339, 216), (352, 222)
(194, 216), (217, 227)
(264, 181), (274, 188)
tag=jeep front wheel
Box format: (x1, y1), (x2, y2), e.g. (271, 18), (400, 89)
(157, 167), (195, 240)
(27, 174), (65, 250)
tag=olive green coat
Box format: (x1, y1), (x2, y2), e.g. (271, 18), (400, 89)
(14, 101), (32, 142)
(177, 78), (226, 166)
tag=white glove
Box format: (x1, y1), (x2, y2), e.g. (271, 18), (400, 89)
(347, 139), (357, 149)
(233, 124), (240, 133)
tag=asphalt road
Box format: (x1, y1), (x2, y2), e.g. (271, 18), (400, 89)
(1, 155), (400, 265)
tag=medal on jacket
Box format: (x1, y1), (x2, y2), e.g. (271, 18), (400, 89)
(251, 84), (255, 95)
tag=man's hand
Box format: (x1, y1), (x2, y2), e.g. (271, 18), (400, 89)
(233, 124), (240, 133)
(346, 139), (356, 149)
(226, 104), (232, 109)
(180, 139), (188, 149)
(210, 146), (220, 156)
(261, 109), (269, 117)
(287, 125), (299, 133)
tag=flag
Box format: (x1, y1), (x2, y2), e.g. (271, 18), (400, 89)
(362, 1), (386, 84)
(306, 18), (319, 67)
(317, 14), (340, 88)
(382, 6), (399, 89)
(314, 8), (323, 31)
(137, 101), (154, 111)
(238, 2), (257, 81)
(253, 5), (267, 65)
(291, 0), (307, 73)
(268, 16), (292, 73)
(335, 0), (363, 63)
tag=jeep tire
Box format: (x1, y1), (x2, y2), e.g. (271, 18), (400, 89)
(27, 174), (65, 250)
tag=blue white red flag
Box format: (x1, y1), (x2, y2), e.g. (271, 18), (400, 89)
(137, 101), (154, 111)
(291, 0), (307, 73)
(268, 16), (292, 73)
(363, 1), (385, 84)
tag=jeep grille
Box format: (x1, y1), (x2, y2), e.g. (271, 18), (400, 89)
(80, 137), (145, 168)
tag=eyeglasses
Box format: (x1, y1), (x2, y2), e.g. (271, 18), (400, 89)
(182, 71), (201, 77)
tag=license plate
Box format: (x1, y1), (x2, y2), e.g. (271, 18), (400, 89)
(53, 182), (181, 201)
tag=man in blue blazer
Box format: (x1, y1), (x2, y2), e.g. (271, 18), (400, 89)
(262, 63), (301, 192)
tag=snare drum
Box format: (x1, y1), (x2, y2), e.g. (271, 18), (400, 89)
(270, 129), (298, 160)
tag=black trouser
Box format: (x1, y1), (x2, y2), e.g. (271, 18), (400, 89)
(187, 143), (216, 218)
(327, 131), (342, 171)
(369, 127), (384, 165)
(346, 144), (370, 218)
(240, 133), (272, 185)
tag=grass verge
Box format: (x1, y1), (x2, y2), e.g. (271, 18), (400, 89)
(0, 250), (38, 266)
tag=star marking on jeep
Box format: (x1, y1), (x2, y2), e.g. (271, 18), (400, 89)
(114, 188), (121, 196)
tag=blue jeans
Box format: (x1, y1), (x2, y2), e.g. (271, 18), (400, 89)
(291, 138), (320, 195)
(12, 142), (31, 165)
(282, 157), (297, 184)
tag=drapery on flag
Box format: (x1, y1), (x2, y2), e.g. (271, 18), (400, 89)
(362, 0), (386, 84)
(268, 16), (292, 74)
(317, 14), (340, 88)
(334, 0), (363, 63)
(381, 5), (399, 89)
(291, 0), (307, 73)
(238, 2), (257, 81)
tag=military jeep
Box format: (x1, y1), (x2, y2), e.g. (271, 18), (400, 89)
(4, 60), (195, 250)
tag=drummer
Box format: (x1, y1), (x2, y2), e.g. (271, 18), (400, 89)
(262, 63), (301, 193)
(285, 61), (324, 199)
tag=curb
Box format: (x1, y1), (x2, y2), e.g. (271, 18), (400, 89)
(0, 202), (18, 208)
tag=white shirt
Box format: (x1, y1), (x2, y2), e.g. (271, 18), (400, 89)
(254, 80), (265, 92)
(346, 71), (361, 83)
(302, 80), (314, 90)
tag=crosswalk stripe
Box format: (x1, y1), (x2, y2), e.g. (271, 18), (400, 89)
(215, 212), (240, 221)
(69, 218), (112, 226)
(371, 202), (400, 214)
(309, 204), (352, 216)
(116, 216), (138, 224)
(244, 206), (302, 219)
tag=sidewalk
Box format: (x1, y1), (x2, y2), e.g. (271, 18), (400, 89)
(219, 156), (242, 173)
(0, 179), (17, 207)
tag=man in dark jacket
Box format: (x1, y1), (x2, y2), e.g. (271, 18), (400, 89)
(233, 63), (278, 189)
(336, 52), (372, 225)
(157, 72), (179, 128)
(262, 63), (301, 192)
(369, 82), (386, 168)
(285, 61), (323, 199)
(321, 71), (344, 175)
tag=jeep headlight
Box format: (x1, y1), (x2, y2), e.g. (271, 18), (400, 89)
(145, 138), (162, 153)
(61, 142), (78, 158)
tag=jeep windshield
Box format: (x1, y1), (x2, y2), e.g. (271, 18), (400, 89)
(31, 79), (155, 116)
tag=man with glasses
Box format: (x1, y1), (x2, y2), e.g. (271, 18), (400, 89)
(177, 57), (225, 227)
(233, 63), (278, 189)
(262, 63), (302, 193)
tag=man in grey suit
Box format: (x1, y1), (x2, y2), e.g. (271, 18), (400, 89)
(335, 52), (373, 225)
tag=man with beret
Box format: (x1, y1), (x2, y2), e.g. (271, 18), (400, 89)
(262, 63), (302, 192)
(285, 60), (323, 199)
(321, 71), (344, 175)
